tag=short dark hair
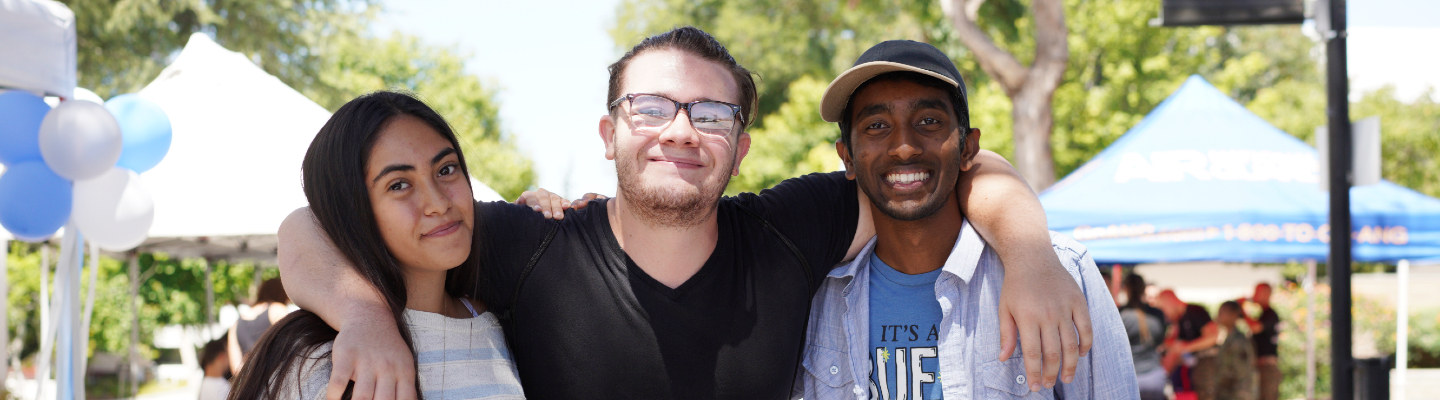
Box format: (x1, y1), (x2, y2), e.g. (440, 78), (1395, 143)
(607, 26), (758, 129)
(838, 71), (970, 156)
(200, 334), (228, 369)
(254, 277), (288, 305)
(1219, 300), (1242, 315)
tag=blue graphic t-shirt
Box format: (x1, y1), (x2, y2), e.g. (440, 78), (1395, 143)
(868, 252), (945, 400)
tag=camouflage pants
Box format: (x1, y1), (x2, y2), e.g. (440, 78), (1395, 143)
(1193, 356), (1255, 400)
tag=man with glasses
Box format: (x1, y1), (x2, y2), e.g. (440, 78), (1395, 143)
(278, 26), (1092, 399)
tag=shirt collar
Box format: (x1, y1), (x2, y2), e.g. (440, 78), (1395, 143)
(827, 237), (878, 279)
(942, 218), (987, 283)
(827, 218), (987, 282)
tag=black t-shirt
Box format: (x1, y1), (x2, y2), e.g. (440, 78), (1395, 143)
(466, 172), (858, 399)
(1252, 306), (1280, 357)
(1176, 304), (1213, 342)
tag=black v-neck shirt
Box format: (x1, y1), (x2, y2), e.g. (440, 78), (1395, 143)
(469, 172), (859, 399)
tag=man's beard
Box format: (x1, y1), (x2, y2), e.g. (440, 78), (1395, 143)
(857, 160), (958, 222)
(615, 152), (733, 228)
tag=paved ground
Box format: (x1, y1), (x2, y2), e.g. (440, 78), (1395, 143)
(1392, 368), (1440, 400)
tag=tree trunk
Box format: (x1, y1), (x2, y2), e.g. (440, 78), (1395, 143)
(1012, 83), (1058, 189)
(944, 0), (1068, 191)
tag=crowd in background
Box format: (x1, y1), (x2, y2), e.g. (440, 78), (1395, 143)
(1115, 272), (1282, 400)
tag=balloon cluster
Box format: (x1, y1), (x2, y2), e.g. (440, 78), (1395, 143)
(0, 90), (171, 250)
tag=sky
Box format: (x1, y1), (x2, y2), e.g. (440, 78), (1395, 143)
(375, 0), (625, 199)
(376, 0), (1439, 199)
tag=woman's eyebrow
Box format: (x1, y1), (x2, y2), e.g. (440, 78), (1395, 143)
(371, 164), (414, 185)
(431, 147), (456, 164)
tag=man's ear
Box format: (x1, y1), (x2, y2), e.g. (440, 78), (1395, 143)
(959, 127), (982, 172)
(835, 139), (856, 180)
(732, 131), (752, 176)
(599, 115), (617, 160)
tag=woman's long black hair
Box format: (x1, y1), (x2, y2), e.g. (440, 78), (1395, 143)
(229, 91), (483, 400)
(1122, 273), (1148, 310)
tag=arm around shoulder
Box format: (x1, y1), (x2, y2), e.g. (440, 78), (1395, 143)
(959, 151), (1095, 388)
(277, 207), (418, 400)
(277, 207), (390, 329)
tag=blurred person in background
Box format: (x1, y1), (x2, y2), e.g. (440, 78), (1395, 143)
(1120, 274), (1167, 400)
(199, 334), (232, 400)
(1238, 283), (1280, 400)
(228, 277), (290, 374)
(1171, 301), (1255, 400)
(1158, 289), (1212, 397)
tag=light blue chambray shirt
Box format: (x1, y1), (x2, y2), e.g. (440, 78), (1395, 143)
(792, 219), (1138, 400)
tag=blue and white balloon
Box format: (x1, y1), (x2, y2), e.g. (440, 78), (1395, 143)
(38, 100), (123, 181)
(0, 91), (51, 165)
(105, 94), (172, 173)
(0, 161), (72, 239)
(72, 167), (154, 251)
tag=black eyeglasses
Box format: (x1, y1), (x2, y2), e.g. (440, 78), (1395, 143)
(608, 93), (745, 136)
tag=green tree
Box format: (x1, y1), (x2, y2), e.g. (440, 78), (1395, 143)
(305, 28), (536, 199)
(6, 243), (271, 362)
(1352, 88), (1440, 198)
(611, 0), (1331, 193)
(7, 243), (289, 399)
(728, 76), (842, 195)
(63, 0), (362, 99)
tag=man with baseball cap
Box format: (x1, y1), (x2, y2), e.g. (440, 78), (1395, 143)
(793, 40), (1137, 399)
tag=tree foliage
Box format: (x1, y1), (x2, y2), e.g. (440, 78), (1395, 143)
(63, 0), (357, 99)
(304, 28), (536, 199)
(60, 0), (535, 199)
(612, 0), (1438, 201)
(7, 243), (272, 362)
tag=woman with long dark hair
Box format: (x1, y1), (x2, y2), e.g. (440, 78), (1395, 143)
(1120, 273), (1168, 400)
(228, 91), (524, 400)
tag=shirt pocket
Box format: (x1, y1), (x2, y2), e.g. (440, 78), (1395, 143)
(980, 356), (1058, 400)
(801, 344), (857, 397)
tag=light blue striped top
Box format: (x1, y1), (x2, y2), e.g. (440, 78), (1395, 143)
(278, 300), (525, 400)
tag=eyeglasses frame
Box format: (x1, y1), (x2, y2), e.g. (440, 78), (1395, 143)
(608, 93), (746, 135)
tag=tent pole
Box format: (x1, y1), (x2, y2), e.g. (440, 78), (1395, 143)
(253, 261), (263, 301)
(1305, 259), (1316, 400)
(78, 241), (99, 397)
(128, 252), (140, 397)
(1, 239), (8, 392)
(36, 241), (61, 400)
(1323, 0), (1354, 397)
(1397, 259), (1409, 399)
(205, 260), (214, 339)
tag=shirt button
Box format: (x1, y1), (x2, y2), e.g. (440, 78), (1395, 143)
(830, 365), (839, 375)
(1016, 375), (1026, 385)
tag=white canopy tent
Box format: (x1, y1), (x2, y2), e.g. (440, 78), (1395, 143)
(137, 33), (334, 241)
(0, 0), (74, 98)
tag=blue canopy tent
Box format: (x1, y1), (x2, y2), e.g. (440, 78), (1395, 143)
(1039, 75), (1440, 264)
